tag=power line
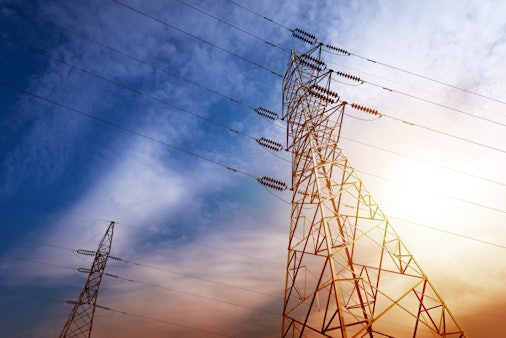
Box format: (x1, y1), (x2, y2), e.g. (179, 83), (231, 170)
(5, 2), (497, 158)
(0, 234), (73, 252)
(0, 290), (235, 337)
(346, 50), (506, 106)
(0, 254), (280, 317)
(0, 2), (257, 111)
(103, 307), (235, 338)
(221, 0), (506, 106)
(341, 136), (506, 187)
(330, 68), (506, 128)
(1, 255), (75, 271)
(0, 196), (286, 268)
(1, 35), (503, 249)
(0, 232), (283, 299)
(359, 76), (506, 128)
(387, 216), (506, 250)
(221, 0), (292, 31)
(329, 59), (506, 120)
(106, 254), (283, 299)
(82, 268), (281, 316)
(111, 0), (283, 77)
(0, 80), (258, 180)
(174, 0), (290, 53)
(357, 169), (506, 215)
(0, 34), (290, 162)
(380, 113), (506, 154)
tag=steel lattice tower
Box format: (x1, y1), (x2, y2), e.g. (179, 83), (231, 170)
(60, 221), (116, 338)
(281, 46), (466, 337)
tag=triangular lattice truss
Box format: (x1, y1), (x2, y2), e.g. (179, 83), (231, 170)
(60, 221), (115, 338)
(281, 46), (466, 338)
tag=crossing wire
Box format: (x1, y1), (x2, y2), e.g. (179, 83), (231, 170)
(173, 0), (506, 130)
(2, 32), (504, 188)
(2, 0), (505, 249)
(3, 2), (502, 156)
(340, 136), (506, 187)
(356, 170), (506, 214)
(0, 255), (280, 316)
(222, 0), (506, 106)
(0, 35), (260, 139)
(0, 80), (260, 180)
(173, 0), (291, 53)
(0, 1), (256, 111)
(337, 74), (506, 128)
(1, 83), (504, 250)
(0, 39), (504, 239)
(328, 59), (505, 120)
(0, 290), (234, 337)
(111, 0), (283, 77)
(0, 234), (284, 299)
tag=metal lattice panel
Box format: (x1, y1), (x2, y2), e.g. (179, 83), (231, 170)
(60, 221), (115, 338)
(282, 47), (466, 338)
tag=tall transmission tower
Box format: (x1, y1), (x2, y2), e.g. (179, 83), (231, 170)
(281, 45), (466, 337)
(60, 221), (116, 338)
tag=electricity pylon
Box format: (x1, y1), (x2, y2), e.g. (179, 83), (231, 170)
(60, 221), (116, 338)
(281, 45), (466, 337)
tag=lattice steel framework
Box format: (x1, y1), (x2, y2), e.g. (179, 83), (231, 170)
(281, 46), (466, 337)
(60, 221), (116, 338)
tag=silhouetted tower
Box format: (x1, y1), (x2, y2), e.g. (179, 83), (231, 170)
(60, 221), (116, 338)
(281, 44), (466, 337)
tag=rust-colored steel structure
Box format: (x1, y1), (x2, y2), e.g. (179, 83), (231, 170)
(281, 46), (466, 337)
(60, 221), (115, 338)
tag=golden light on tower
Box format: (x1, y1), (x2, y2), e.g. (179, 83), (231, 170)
(281, 43), (466, 337)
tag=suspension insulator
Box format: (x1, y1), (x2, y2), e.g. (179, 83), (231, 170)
(78, 267), (91, 273)
(325, 44), (351, 56)
(307, 88), (336, 104)
(299, 59), (323, 72)
(254, 107), (278, 120)
(311, 84), (340, 98)
(77, 249), (96, 256)
(350, 103), (381, 116)
(256, 137), (283, 151)
(301, 53), (325, 66)
(298, 54), (326, 72)
(258, 176), (288, 191)
(292, 28), (317, 45)
(335, 71), (363, 83)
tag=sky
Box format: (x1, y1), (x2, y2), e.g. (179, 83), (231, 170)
(0, 0), (505, 337)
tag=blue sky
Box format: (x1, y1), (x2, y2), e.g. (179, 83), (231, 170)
(1, 0), (505, 337)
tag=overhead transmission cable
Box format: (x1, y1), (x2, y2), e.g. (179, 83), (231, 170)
(111, 0), (283, 77)
(2, 1), (504, 248)
(334, 72), (506, 128)
(4, 2), (500, 155)
(88, 252), (283, 299)
(0, 1), (286, 133)
(0, 2), (255, 111)
(0, 235), (284, 299)
(222, 0), (506, 106)
(1, 255), (280, 317)
(173, 0), (291, 53)
(0, 35), (288, 157)
(329, 60), (506, 120)
(0, 290), (234, 338)
(0, 197), (286, 268)
(0, 80), (260, 180)
(356, 170), (506, 215)
(4, 32), (505, 192)
(340, 137), (506, 187)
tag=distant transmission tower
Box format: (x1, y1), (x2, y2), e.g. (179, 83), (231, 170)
(60, 221), (116, 338)
(281, 44), (466, 337)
